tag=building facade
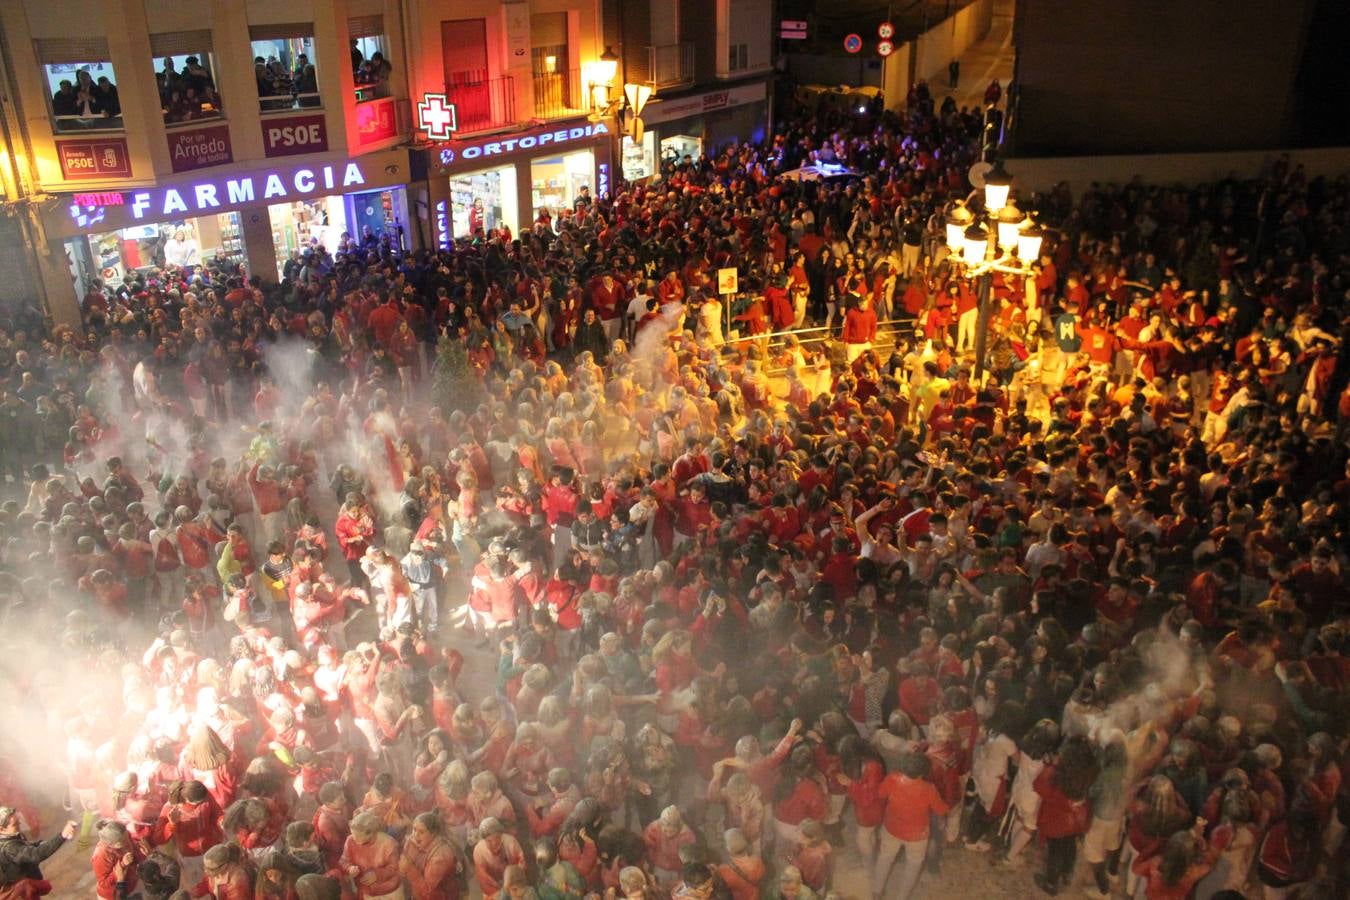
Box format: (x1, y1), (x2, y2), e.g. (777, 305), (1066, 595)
(0, 0), (619, 325)
(604, 0), (775, 182)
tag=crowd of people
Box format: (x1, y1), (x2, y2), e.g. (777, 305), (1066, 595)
(0, 77), (1349, 900)
(50, 69), (122, 125)
(255, 54), (320, 111)
(158, 55), (224, 125)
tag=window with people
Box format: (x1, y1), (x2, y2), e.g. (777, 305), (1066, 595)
(154, 48), (223, 125)
(349, 17), (393, 102)
(251, 26), (321, 110)
(42, 61), (122, 132)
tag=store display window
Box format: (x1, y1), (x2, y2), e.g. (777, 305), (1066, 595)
(450, 166), (518, 240)
(530, 150), (593, 219)
(661, 134), (703, 166)
(621, 133), (656, 181)
(269, 196), (347, 267)
(64, 214), (243, 295)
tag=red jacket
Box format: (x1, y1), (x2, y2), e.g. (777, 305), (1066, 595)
(774, 777), (827, 826)
(847, 759), (887, 828)
(842, 305), (877, 344)
(1033, 765), (1091, 838)
(92, 842), (144, 899)
(341, 831), (402, 898)
(335, 513), (374, 561)
(248, 462), (286, 516)
(156, 796), (224, 857)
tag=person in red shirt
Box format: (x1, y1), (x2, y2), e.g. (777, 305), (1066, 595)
(196, 843), (252, 900)
(589, 273), (625, 344)
(341, 811), (402, 899)
(873, 752), (950, 899)
(1033, 736), (1098, 896)
(716, 827), (766, 900)
(154, 780), (224, 888)
(656, 270), (685, 306)
(90, 821), (143, 900)
(843, 297), (878, 362)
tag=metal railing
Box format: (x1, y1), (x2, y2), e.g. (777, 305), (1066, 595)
(531, 68), (586, 119)
(259, 92), (323, 112)
(53, 114), (125, 133)
(445, 71), (516, 134)
(717, 311), (918, 372)
(647, 42), (695, 89)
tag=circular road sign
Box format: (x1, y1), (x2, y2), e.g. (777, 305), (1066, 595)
(878, 40), (895, 57)
(878, 22), (895, 39)
(844, 33), (863, 53)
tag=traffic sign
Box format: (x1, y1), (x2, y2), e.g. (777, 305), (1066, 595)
(844, 33), (863, 53)
(781, 19), (808, 40)
(878, 22), (895, 39)
(878, 40), (895, 57)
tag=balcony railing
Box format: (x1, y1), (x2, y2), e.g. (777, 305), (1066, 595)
(445, 71), (515, 135)
(647, 42), (695, 89)
(531, 68), (588, 120)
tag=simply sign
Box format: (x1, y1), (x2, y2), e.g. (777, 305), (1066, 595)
(128, 162), (367, 220)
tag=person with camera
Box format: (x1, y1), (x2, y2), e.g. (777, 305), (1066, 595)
(0, 808), (77, 899)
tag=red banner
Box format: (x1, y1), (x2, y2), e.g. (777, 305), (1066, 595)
(56, 137), (131, 180)
(167, 123), (233, 173)
(261, 112), (329, 158)
(354, 97), (398, 147)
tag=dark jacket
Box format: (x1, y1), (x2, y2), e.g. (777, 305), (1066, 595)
(0, 831), (66, 882)
(573, 318), (609, 362)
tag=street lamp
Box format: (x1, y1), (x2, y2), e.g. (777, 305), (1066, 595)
(944, 161), (1040, 380)
(983, 159), (1012, 212)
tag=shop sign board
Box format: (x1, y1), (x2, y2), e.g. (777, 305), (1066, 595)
(417, 93), (459, 140)
(434, 120), (609, 171)
(127, 163), (368, 220)
(355, 97), (398, 146)
(597, 161), (610, 199)
(56, 137), (132, 180)
(639, 82), (766, 126)
(718, 268), (738, 295)
(51, 149), (411, 240)
(262, 112), (330, 158)
(167, 123), (233, 173)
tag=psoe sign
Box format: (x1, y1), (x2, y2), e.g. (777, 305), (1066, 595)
(129, 162), (367, 220)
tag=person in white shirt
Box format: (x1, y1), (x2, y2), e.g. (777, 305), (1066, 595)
(855, 500), (904, 567)
(163, 227), (200, 269)
(1024, 524), (1067, 580)
(625, 282), (654, 342)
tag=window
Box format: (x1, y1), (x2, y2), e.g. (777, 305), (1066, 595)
(349, 15), (392, 102)
(728, 43), (749, 73)
(151, 31), (223, 125)
(250, 24), (320, 111)
(530, 12), (575, 117)
(36, 38), (122, 132)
